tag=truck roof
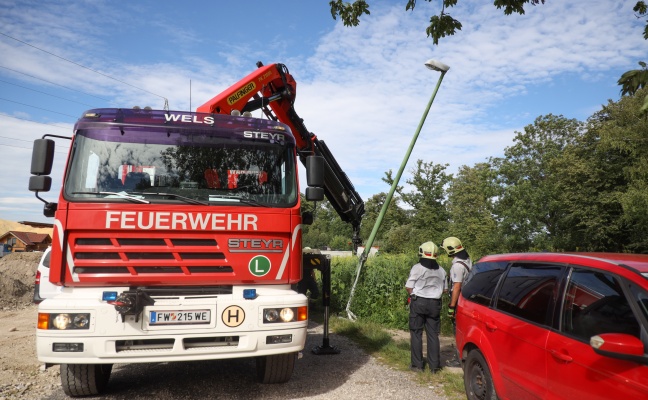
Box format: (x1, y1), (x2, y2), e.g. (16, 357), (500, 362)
(74, 108), (294, 140)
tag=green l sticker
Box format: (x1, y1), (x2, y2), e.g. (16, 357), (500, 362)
(249, 255), (271, 277)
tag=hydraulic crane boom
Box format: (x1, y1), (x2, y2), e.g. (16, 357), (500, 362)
(197, 62), (364, 249)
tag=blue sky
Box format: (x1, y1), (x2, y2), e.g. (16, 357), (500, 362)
(1, 0), (645, 223)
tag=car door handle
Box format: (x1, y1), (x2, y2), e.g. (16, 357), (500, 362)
(550, 349), (573, 363)
(485, 321), (497, 332)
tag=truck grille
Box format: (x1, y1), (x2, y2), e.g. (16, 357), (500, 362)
(69, 236), (234, 276)
(114, 336), (240, 353)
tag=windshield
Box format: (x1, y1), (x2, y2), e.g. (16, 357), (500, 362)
(64, 125), (298, 207)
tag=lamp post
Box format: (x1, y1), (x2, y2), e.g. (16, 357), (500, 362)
(346, 59), (450, 320)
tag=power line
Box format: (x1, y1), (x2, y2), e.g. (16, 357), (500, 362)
(0, 97), (78, 118)
(0, 65), (110, 101)
(0, 142), (68, 154)
(0, 134), (38, 143)
(0, 78), (97, 107)
(0, 31), (169, 109)
(0, 113), (71, 130)
(0, 142), (33, 150)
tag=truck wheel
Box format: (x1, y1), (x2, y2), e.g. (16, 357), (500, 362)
(464, 350), (498, 400)
(61, 363), (113, 397)
(256, 352), (297, 383)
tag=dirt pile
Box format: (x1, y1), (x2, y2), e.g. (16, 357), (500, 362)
(0, 252), (41, 309)
(0, 219), (52, 236)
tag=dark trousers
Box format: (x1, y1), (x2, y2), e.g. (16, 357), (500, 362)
(409, 297), (441, 370)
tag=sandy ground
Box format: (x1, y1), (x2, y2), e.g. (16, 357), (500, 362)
(0, 251), (59, 399)
(0, 304), (60, 399)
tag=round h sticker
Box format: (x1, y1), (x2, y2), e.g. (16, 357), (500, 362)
(249, 255), (271, 276)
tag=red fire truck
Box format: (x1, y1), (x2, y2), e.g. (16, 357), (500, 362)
(28, 62), (364, 396)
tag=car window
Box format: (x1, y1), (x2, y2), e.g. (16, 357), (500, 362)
(562, 268), (640, 342)
(462, 261), (508, 307)
(495, 263), (564, 326)
(42, 250), (51, 268)
(630, 282), (648, 322)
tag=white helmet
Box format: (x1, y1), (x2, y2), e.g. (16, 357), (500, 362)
(418, 242), (439, 259)
(441, 237), (464, 256)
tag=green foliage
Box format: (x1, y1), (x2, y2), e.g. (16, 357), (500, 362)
(386, 160), (451, 237)
(336, 90), (648, 254)
(380, 225), (426, 255)
(360, 192), (410, 246)
(330, 254), (455, 335)
(493, 114), (584, 251)
(330, 254), (412, 329)
(634, 1), (648, 39)
(618, 62), (648, 96)
(329, 234), (352, 250)
(329, 0), (370, 26)
(589, 87), (648, 252)
(302, 198), (353, 249)
(493, 0), (545, 16)
(445, 162), (502, 259)
(427, 13), (462, 45)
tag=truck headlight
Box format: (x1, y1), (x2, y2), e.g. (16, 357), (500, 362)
(262, 307), (307, 323)
(38, 313), (91, 330)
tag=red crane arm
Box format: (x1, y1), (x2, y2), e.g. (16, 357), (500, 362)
(196, 62), (313, 152)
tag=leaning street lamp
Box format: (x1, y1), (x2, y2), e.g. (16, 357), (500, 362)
(346, 59), (450, 320)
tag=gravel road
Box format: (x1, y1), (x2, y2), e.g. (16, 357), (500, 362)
(0, 305), (450, 400)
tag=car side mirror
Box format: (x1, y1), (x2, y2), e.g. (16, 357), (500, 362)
(590, 333), (648, 365)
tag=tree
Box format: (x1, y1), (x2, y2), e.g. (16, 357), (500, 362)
(359, 192), (409, 246)
(384, 160), (452, 238)
(302, 198), (354, 249)
(589, 87), (648, 252)
(445, 162), (502, 259)
(547, 129), (627, 252)
(493, 114), (583, 251)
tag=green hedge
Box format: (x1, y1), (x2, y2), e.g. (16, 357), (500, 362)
(327, 254), (454, 335)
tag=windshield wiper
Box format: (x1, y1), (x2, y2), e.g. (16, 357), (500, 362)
(144, 193), (210, 206)
(72, 191), (150, 204)
(208, 195), (269, 207)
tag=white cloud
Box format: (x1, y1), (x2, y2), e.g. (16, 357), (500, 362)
(0, 0), (645, 222)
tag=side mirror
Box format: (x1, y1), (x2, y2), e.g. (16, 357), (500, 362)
(302, 211), (314, 225)
(305, 187), (324, 202)
(43, 202), (57, 218)
(590, 333), (648, 365)
(29, 138), (58, 215)
(31, 139), (55, 176)
(29, 175), (52, 193)
(306, 156), (324, 187)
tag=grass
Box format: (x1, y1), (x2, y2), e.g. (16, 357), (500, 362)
(327, 315), (466, 400)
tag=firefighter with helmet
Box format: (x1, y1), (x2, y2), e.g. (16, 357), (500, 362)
(441, 236), (472, 367)
(405, 241), (447, 373)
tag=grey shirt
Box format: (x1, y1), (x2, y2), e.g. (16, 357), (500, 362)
(449, 257), (472, 285)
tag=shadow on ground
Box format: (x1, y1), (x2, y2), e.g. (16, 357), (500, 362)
(43, 322), (371, 400)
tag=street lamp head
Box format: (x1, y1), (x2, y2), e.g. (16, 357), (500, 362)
(425, 59), (450, 73)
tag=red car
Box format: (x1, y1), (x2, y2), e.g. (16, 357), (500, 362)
(455, 252), (648, 400)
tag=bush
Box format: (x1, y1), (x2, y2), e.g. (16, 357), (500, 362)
(329, 254), (454, 335)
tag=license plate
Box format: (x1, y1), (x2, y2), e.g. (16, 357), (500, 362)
(149, 310), (211, 325)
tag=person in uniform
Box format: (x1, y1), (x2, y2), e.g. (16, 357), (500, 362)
(441, 236), (472, 367)
(405, 241), (447, 373)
